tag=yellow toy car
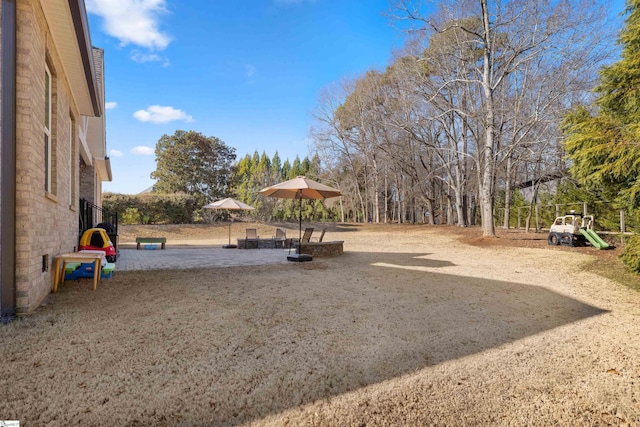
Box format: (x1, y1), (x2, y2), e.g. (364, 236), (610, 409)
(79, 228), (117, 262)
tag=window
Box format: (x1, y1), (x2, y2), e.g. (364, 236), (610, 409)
(44, 62), (58, 197)
(69, 116), (76, 207)
(44, 64), (52, 193)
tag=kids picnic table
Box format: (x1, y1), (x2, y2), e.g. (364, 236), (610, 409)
(52, 251), (105, 292)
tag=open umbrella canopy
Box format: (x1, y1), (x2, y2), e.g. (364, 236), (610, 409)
(203, 198), (254, 248)
(258, 176), (341, 200)
(203, 197), (255, 210)
(259, 177), (341, 260)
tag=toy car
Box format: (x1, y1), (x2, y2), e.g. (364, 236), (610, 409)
(79, 228), (117, 262)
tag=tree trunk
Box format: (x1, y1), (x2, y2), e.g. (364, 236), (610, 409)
(446, 193), (454, 225)
(384, 168), (388, 223)
(525, 181), (540, 233)
(503, 155), (512, 229)
(479, 0), (497, 237)
(372, 156), (380, 223)
(427, 198), (435, 225)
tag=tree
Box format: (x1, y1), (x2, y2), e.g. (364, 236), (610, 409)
(392, 0), (612, 236)
(310, 79), (370, 223)
(151, 130), (236, 206)
(563, 0), (640, 209)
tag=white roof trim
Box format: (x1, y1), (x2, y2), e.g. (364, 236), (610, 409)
(40, 0), (100, 116)
(94, 158), (112, 182)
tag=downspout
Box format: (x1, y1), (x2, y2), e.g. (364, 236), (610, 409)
(0, 0), (17, 323)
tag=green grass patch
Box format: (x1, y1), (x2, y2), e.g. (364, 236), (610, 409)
(585, 252), (640, 293)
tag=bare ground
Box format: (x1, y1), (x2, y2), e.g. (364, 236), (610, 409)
(1, 223), (639, 426)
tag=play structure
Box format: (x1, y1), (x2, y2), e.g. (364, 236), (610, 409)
(64, 261), (116, 280)
(547, 213), (609, 249)
(79, 228), (117, 262)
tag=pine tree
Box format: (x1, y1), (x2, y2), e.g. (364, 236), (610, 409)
(563, 0), (640, 208)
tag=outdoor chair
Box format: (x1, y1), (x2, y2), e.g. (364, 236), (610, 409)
(310, 228), (326, 243)
(272, 228), (286, 249)
(288, 227), (314, 254)
(245, 228), (260, 249)
(301, 227), (314, 243)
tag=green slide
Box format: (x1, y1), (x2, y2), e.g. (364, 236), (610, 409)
(579, 228), (610, 249)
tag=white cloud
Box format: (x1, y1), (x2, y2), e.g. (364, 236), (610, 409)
(133, 105), (194, 124)
(130, 51), (161, 63)
(131, 146), (155, 155)
(85, 0), (171, 50)
(105, 101), (118, 110)
(130, 50), (170, 67)
(109, 149), (123, 157)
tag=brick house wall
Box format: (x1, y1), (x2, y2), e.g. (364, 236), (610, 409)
(12, 0), (85, 314)
(0, 2), (3, 289)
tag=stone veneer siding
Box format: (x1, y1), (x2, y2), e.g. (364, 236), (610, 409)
(295, 241), (344, 258)
(13, 0), (82, 314)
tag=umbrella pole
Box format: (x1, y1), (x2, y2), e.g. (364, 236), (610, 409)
(222, 219), (237, 248)
(299, 196), (302, 242)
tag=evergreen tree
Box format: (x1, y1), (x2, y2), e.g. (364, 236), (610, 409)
(233, 154), (252, 203)
(563, 0), (640, 208)
(282, 159), (291, 179)
(229, 151), (340, 222)
(257, 151), (271, 188)
(289, 156), (302, 178)
(270, 151), (283, 183)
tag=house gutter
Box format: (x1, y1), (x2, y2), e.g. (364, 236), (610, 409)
(69, 0), (101, 117)
(1, 0), (17, 323)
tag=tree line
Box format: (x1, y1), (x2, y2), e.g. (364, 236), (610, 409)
(310, 0), (619, 237)
(105, 0), (639, 240)
(103, 134), (342, 224)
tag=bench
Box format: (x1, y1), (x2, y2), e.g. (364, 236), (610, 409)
(136, 237), (166, 250)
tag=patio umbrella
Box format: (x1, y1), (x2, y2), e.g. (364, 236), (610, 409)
(203, 197), (255, 248)
(258, 176), (341, 256)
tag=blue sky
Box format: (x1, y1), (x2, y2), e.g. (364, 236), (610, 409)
(88, 0), (404, 194)
(89, 0), (627, 195)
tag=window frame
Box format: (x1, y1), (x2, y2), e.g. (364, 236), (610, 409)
(69, 116), (76, 207)
(44, 64), (52, 193)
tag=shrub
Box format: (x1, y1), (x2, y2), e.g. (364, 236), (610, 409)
(620, 235), (640, 273)
(121, 207), (142, 225)
(103, 192), (200, 224)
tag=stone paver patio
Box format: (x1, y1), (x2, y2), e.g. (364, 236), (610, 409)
(115, 246), (291, 271)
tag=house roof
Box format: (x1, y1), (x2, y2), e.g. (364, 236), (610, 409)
(40, 0), (101, 117)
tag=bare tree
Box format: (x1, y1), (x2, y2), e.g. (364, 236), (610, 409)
(391, 0), (614, 236)
(310, 80), (368, 222)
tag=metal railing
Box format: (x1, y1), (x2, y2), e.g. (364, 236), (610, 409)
(79, 198), (119, 249)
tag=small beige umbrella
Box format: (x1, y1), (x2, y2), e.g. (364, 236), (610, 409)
(204, 198), (255, 248)
(259, 176), (341, 259)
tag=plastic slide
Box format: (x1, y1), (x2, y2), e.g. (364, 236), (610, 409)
(579, 228), (610, 249)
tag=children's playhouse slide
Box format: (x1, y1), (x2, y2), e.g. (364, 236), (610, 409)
(579, 228), (610, 249)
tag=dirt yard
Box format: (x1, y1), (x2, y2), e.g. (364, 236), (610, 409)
(1, 223), (639, 426)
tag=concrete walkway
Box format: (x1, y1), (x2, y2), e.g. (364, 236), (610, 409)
(116, 246), (291, 271)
